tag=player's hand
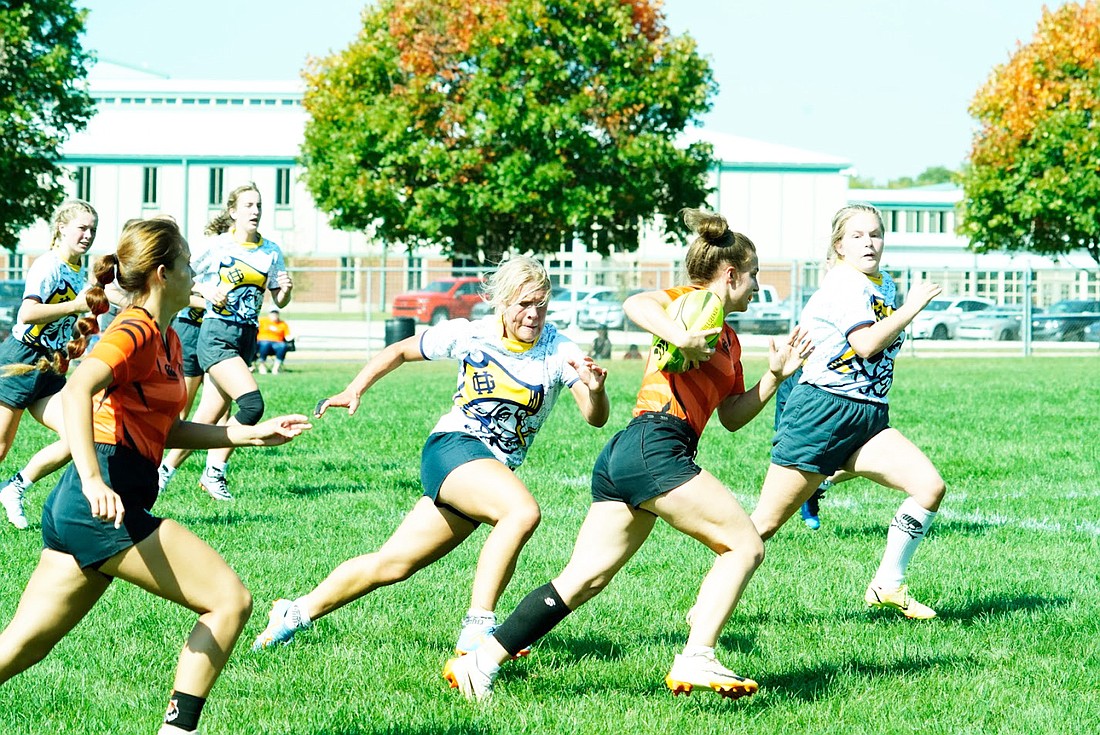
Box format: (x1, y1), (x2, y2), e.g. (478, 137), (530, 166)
(246, 414), (312, 446)
(277, 271), (294, 292)
(906, 282), (943, 312)
(769, 326), (813, 379)
(315, 389), (361, 417)
(568, 356), (607, 392)
(82, 478), (125, 529)
(677, 327), (722, 367)
(205, 285), (228, 309)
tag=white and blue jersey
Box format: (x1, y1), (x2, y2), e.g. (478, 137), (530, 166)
(420, 317), (583, 469)
(799, 262), (903, 404)
(192, 232), (286, 327)
(12, 251), (88, 351)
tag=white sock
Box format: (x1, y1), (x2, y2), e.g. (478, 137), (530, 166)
(466, 607), (495, 621)
(159, 464), (176, 480)
(682, 645), (715, 659)
(873, 498), (937, 588)
(290, 598), (313, 628)
(473, 647), (501, 676)
(205, 460), (227, 474)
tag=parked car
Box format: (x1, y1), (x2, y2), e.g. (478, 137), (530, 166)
(909, 296), (994, 339)
(546, 286), (600, 329)
(725, 285), (783, 334)
(955, 306), (1027, 341)
(469, 299), (494, 320)
(0, 280), (25, 342)
(390, 276), (484, 324)
(1084, 319), (1100, 343)
(576, 289), (626, 330)
(1031, 299), (1100, 341)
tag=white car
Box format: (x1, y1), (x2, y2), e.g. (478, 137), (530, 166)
(546, 287), (609, 328)
(909, 297), (994, 339)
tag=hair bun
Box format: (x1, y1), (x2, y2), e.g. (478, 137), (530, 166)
(680, 208), (729, 241)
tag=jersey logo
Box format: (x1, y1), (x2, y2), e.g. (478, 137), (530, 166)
(26, 282), (79, 350)
(213, 256), (269, 320)
(458, 352), (545, 455)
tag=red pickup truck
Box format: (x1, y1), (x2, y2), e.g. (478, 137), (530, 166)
(391, 276), (485, 324)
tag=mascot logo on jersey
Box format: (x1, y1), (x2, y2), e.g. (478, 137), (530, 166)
(27, 283), (79, 350)
(459, 352), (545, 456)
(213, 256), (268, 321)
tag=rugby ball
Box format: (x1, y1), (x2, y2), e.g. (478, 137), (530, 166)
(651, 289), (725, 373)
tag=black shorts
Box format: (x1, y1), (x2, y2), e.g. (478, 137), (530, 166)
(591, 412), (702, 508)
(771, 383), (890, 475)
(420, 431), (498, 500)
(41, 444), (163, 569)
(0, 337), (65, 409)
(198, 319), (258, 372)
(173, 317), (203, 378)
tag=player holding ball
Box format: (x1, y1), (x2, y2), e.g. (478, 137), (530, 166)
(444, 207), (811, 701)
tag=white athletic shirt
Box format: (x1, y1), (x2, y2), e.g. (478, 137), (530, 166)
(13, 251), (88, 351)
(191, 232), (287, 326)
(799, 262), (903, 404)
(420, 316), (583, 468)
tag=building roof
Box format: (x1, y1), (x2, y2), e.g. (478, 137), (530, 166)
(680, 128), (851, 171)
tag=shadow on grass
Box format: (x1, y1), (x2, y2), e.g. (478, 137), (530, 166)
(312, 726), (494, 735)
(935, 593), (1070, 622)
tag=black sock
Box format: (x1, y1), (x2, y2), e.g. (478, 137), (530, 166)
(494, 582), (571, 656)
(164, 690), (205, 732)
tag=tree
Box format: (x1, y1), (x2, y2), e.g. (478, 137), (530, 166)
(958, 1), (1100, 266)
(0, 1), (95, 251)
(848, 166), (956, 190)
(300, 0), (715, 262)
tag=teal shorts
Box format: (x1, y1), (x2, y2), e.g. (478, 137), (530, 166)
(420, 431), (498, 525)
(197, 319), (257, 372)
(41, 443), (163, 570)
(591, 412), (701, 508)
(172, 317), (203, 378)
(771, 383), (890, 475)
(0, 337), (65, 410)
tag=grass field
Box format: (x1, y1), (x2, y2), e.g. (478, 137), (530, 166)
(1, 356), (1098, 734)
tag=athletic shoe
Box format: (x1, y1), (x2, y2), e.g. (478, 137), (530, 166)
(455, 613), (497, 655)
(199, 467), (233, 501)
(443, 654), (495, 701)
(252, 599), (310, 650)
(0, 475), (29, 530)
(800, 480), (831, 530)
(157, 725), (201, 734)
(665, 652), (758, 699)
(157, 464), (173, 492)
(864, 583), (937, 620)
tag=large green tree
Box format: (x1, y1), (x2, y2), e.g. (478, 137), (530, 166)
(0, 0), (95, 251)
(958, 1), (1100, 266)
(301, 0), (715, 262)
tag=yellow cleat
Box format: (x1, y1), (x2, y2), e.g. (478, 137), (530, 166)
(865, 583), (937, 620)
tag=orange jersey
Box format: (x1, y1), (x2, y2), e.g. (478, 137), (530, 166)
(88, 307), (187, 464)
(257, 316), (291, 343)
(633, 286), (745, 437)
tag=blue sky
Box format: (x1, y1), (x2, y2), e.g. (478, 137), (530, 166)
(79, 0), (1063, 181)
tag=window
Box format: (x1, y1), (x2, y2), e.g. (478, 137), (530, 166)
(906, 210), (924, 233)
(881, 208), (900, 233)
(275, 167), (292, 206)
(928, 210), (946, 234)
(142, 167), (158, 205)
(2, 252), (24, 280)
(74, 166), (92, 200)
(209, 167), (224, 206)
(339, 256), (357, 293)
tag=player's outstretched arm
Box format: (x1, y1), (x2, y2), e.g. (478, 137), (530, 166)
(568, 356), (609, 427)
(314, 334), (425, 417)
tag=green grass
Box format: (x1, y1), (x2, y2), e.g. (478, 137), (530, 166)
(1, 356), (1098, 734)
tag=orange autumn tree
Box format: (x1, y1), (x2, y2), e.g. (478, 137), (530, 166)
(300, 0), (715, 262)
(958, 1), (1100, 266)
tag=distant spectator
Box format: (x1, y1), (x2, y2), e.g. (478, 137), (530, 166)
(590, 326), (612, 360)
(256, 308), (292, 374)
(623, 344), (643, 360)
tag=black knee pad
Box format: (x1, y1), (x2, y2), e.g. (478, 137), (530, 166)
(234, 390), (265, 425)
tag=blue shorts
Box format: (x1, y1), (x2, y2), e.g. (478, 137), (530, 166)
(591, 412), (702, 508)
(173, 317), (203, 378)
(420, 432), (498, 524)
(771, 383), (890, 475)
(41, 443), (163, 570)
(197, 319), (257, 372)
(0, 337), (66, 410)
